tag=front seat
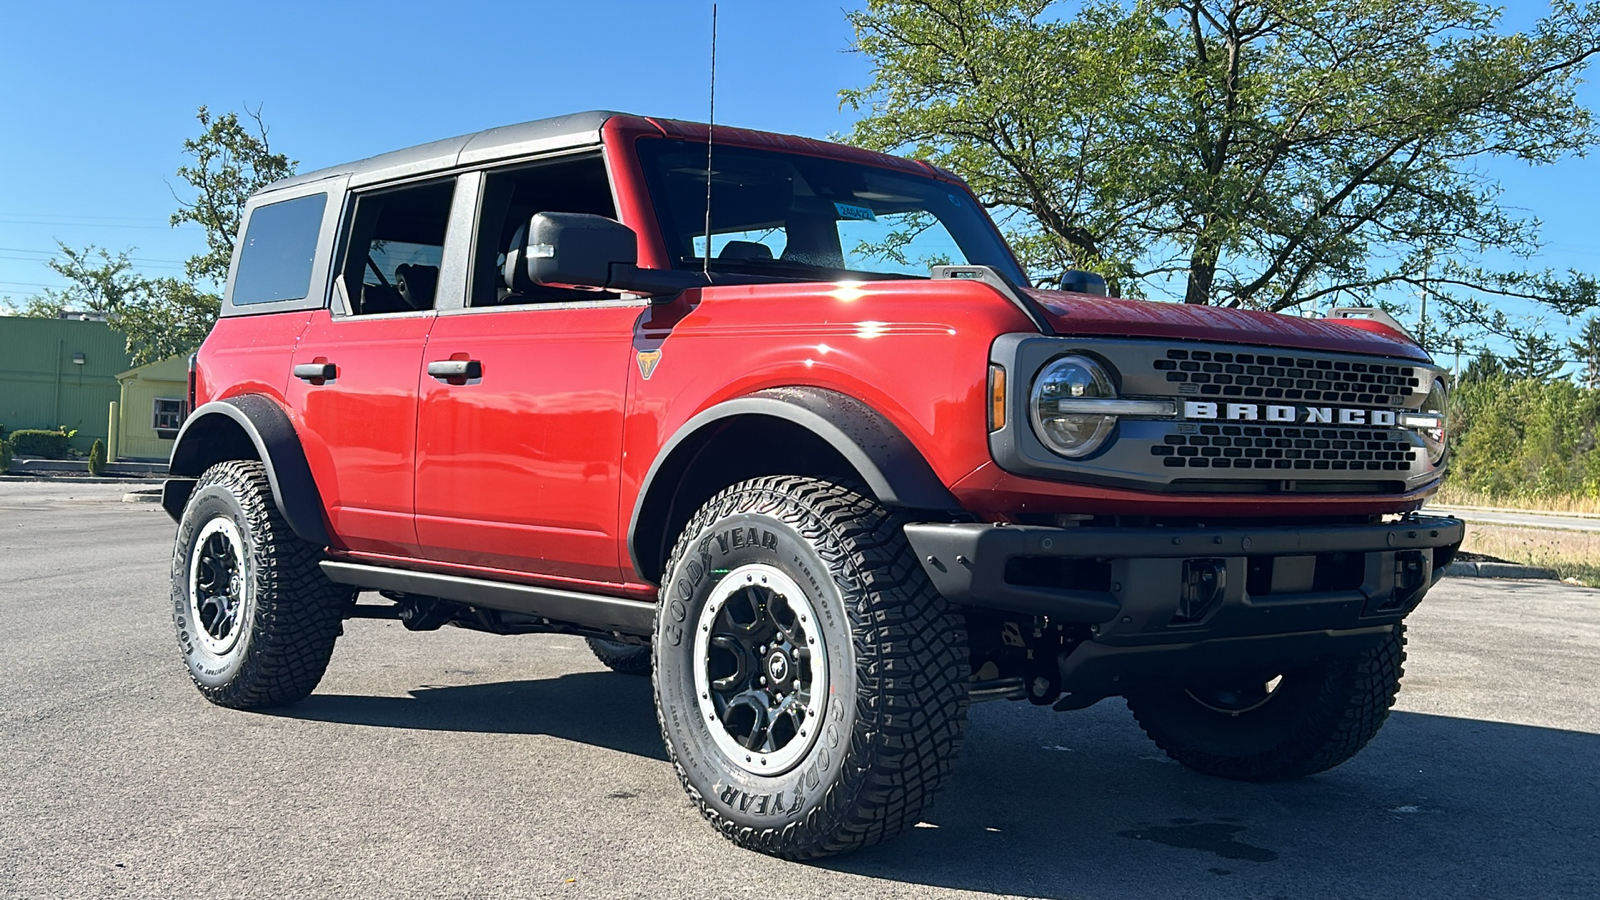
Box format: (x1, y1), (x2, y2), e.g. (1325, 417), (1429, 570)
(719, 240), (774, 261)
(780, 211), (844, 268)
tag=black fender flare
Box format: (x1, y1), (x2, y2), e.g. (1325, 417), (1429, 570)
(627, 386), (961, 582)
(165, 395), (330, 546)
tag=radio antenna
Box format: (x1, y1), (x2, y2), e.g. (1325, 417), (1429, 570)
(702, 2), (717, 279)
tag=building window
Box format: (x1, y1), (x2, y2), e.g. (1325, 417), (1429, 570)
(153, 398), (186, 439)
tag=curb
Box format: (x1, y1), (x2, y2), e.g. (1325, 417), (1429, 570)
(0, 475), (165, 485)
(1443, 561), (1559, 580)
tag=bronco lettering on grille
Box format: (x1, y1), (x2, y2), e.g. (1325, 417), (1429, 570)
(1182, 401), (1398, 427)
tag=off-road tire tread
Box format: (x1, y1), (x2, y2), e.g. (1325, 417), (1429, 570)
(586, 637), (652, 676)
(653, 476), (969, 859)
(1127, 625), (1406, 782)
(174, 460), (350, 709)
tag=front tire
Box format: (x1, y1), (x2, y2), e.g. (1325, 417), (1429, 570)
(653, 477), (969, 859)
(1126, 625), (1406, 781)
(171, 460), (351, 709)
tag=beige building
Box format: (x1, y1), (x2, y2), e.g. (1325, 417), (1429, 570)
(112, 356), (188, 461)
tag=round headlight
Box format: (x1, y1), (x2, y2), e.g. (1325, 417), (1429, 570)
(1030, 355), (1117, 458)
(1420, 379), (1448, 465)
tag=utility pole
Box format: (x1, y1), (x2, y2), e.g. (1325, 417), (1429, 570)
(1416, 260), (1430, 351)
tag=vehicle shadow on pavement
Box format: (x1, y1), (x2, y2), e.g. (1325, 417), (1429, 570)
(271, 676), (1597, 898)
(822, 703), (1600, 899)
(280, 673), (667, 760)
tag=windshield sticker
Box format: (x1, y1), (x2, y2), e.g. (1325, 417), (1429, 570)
(949, 194), (963, 207)
(833, 201), (877, 222)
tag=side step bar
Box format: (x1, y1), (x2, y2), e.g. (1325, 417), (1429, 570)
(319, 561), (657, 637)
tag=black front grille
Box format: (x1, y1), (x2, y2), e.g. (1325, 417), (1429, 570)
(1150, 424), (1417, 472)
(1153, 348), (1418, 406)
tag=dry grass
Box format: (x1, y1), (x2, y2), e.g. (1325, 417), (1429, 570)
(1434, 484), (1600, 515)
(1459, 523), (1600, 587)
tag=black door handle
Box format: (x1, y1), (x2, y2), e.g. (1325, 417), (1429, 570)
(427, 359), (483, 381)
(293, 362), (337, 383)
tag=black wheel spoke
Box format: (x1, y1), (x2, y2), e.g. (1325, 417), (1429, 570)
(192, 529), (245, 642)
(698, 568), (827, 770)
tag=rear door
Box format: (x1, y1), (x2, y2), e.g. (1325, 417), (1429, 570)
(287, 177), (464, 557)
(414, 154), (638, 583)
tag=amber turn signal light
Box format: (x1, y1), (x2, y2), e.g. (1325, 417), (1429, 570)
(989, 364), (1007, 431)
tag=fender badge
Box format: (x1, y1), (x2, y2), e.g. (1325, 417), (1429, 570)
(636, 349), (662, 379)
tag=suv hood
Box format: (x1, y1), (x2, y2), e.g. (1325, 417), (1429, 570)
(1022, 288), (1431, 362)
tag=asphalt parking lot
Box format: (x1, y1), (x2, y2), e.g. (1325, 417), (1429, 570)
(2, 482), (1597, 899)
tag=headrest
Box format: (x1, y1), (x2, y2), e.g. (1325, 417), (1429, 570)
(503, 223), (536, 293)
(719, 240), (773, 261)
(395, 263), (439, 310)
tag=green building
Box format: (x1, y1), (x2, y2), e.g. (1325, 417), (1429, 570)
(0, 315), (135, 453)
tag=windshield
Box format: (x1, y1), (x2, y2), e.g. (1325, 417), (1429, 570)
(636, 139), (1027, 284)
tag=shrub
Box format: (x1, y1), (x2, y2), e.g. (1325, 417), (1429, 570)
(0, 439), (11, 474)
(8, 428), (73, 459)
(88, 439), (106, 476)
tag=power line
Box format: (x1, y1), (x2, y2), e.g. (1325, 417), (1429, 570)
(0, 219), (200, 231)
(0, 245), (189, 262)
(0, 211), (170, 222)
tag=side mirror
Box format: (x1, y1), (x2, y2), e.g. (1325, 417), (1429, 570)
(1056, 270), (1108, 296)
(523, 212), (706, 298)
(524, 212), (638, 289)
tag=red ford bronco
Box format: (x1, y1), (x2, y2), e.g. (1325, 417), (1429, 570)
(164, 111), (1462, 858)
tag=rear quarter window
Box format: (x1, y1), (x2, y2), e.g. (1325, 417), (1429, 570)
(231, 193), (328, 305)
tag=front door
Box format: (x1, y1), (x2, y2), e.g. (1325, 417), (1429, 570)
(415, 304), (641, 582)
(413, 152), (636, 584)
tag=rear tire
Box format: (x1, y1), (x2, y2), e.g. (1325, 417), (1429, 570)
(1126, 625), (1406, 781)
(653, 476), (969, 859)
(586, 637), (651, 676)
(170, 460), (351, 709)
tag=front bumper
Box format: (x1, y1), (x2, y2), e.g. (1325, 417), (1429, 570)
(903, 514), (1464, 634)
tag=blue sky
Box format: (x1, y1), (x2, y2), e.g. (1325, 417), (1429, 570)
(1, 0), (1595, 362)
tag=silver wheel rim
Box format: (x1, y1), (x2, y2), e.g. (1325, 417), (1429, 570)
(188, 517), (246, 656)
(692, 563), (830, 776)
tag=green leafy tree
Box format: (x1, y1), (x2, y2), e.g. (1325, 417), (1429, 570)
(14, 243), (144, 319)
(1460, 347), (1505, 383)
(119, 278), (221, 364)
(170, 105), (296, 287)
(1506, 328), (1568, 382)
(844, 0), (1600, 321)
(1568, 315), (1600, 387)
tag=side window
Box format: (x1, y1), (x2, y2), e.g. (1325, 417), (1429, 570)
(339, 179), (455, 315)
(232, 193), (327, 305)
(470, 155), (617, 307)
